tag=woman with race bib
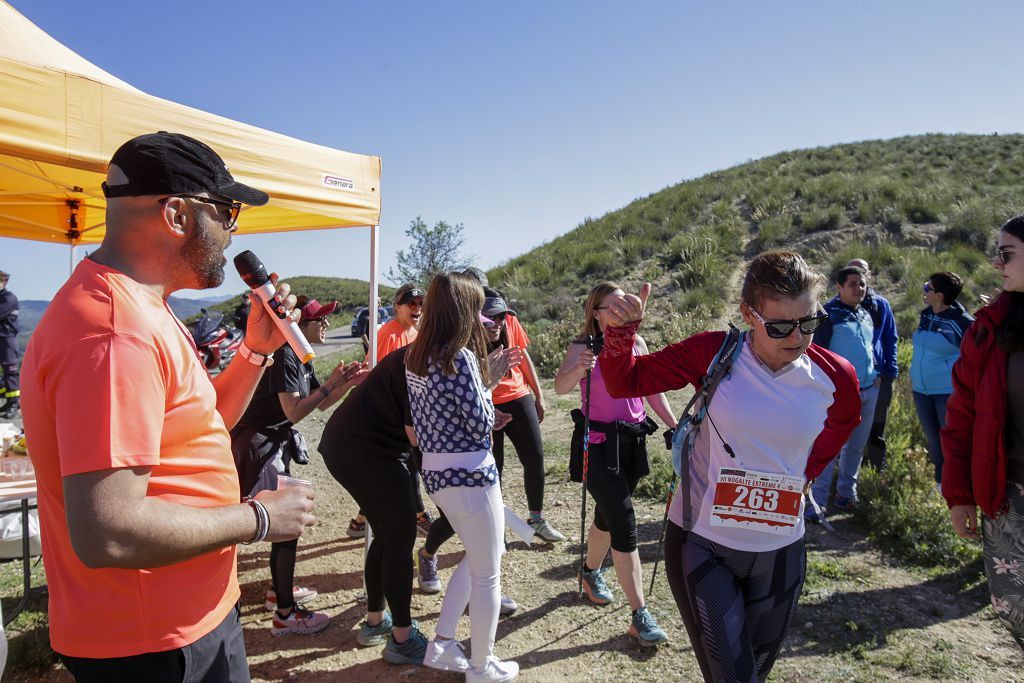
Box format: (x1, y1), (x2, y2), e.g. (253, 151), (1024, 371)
(599, 251), (861, 682)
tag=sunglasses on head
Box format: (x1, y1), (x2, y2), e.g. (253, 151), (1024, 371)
(749, 307), (828, 339)
(995, 246), (1018, 265)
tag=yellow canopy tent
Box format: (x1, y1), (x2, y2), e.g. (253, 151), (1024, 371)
(0, 0), (388, 363)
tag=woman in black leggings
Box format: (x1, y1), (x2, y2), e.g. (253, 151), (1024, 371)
(482, 289), (565, 541)
(231, 297), (364, 637)
(553, 282), (678, 647)
(319, 347), (428, 666)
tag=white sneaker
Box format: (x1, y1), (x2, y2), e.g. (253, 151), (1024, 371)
(499, 595), (518, 615)
(466, 656), (519, 682)
(424, 637), (470, 672)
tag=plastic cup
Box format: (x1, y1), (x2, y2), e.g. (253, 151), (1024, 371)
(277, 474), (312, 490)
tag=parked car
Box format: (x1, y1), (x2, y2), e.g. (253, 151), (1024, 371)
(350, 306), (393, 337)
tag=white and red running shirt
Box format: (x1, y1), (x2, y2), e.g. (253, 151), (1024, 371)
(600, 324), (861, 552)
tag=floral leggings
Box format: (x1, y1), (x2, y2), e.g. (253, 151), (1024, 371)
(983, 482), (1024, 650)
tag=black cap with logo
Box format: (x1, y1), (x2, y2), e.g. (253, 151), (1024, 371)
(101, 132), (269, 206)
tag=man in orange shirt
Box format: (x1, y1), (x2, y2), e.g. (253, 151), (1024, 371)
(21, 133), (315, 682)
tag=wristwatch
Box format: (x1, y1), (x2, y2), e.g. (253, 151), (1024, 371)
(238, 343), (274, 367)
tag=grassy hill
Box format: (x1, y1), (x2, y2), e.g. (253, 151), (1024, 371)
(488, 133), (1016, 374)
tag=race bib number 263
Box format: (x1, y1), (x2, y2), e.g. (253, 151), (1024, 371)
(709, 467), (804, 536)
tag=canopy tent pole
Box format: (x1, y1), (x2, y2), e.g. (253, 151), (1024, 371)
(362, 222), (381, 599)
(367, 224), (380, 368)
(69, 244), (77, 276)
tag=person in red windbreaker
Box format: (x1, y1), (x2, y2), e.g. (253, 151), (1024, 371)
(943, 213), (1024, 650)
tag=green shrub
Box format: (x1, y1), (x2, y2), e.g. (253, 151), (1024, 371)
(856, 444), (981, 570)
(855, 355), (981, 571)
(942, 199), (1000, 251)
(901, 194), (943, 224)
(526, 313), (583, 377)
(798, 204), (848, 233)
(634, 449), (675, 501)
(757, 214), (796, 249)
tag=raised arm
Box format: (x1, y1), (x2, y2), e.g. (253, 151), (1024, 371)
(598, 283), (722, 398)
(635, 335), (678, 429)
(213, 277), (298, 429)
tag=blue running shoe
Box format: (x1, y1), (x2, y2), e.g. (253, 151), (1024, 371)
(580, 567), (613, 605)
(357, 611), (393, 647)
(383, 625), (428, 665)
(629, 606), (668, 647)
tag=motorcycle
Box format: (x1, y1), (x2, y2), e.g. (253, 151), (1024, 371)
(190, 309), (245, 373)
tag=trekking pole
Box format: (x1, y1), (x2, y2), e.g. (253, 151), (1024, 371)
(549, 467), (571, 509)
(649, 474), (676, 595)
(805, 482), (834, 532)
(578, 333), (603, 598)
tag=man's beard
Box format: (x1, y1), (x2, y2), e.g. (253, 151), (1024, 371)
(181, 216), (226, 289)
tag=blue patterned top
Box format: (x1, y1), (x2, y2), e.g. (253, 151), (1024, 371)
(406, 347), (495, 455)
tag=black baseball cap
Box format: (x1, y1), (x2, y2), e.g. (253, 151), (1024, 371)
(482, 296), (515, 318)
(101, 132), (269, 206)
(394, 284), (425, 306)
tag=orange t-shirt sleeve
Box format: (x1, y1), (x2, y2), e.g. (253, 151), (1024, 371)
(377, 333), (399, 360)
(507, 316), (530, 348)
(52, 334), (167, 477)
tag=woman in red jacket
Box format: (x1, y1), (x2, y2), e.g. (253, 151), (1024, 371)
(943, 214), (1024, 649)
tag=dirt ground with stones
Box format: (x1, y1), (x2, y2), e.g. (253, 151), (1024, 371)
(4, 380), (1024, 682)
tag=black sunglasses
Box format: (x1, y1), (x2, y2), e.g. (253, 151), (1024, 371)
(160, 194), (242, 229)
(749, 307), (828, 339)
(995, 246), (1018, 266)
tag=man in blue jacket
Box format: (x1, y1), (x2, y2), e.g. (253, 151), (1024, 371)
(808, 265), (876, 519)
(848, 259), (899, 469)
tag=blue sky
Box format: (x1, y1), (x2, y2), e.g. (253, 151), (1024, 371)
(4, 0), (1024, 300)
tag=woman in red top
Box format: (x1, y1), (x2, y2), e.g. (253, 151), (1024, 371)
(943, 214), (1024, 649)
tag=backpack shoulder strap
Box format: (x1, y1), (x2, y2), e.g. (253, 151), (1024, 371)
(676, 324), (742, 423)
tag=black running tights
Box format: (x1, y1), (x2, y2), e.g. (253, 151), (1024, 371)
(270, 539), (298, 611)
(664, 522), (805, 683)
(325, 453), (418, 627)
(492, 394), (546, 512)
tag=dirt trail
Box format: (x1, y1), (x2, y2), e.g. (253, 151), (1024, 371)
(5, 384), (1022, 682)
(233, 394), (1021, 682)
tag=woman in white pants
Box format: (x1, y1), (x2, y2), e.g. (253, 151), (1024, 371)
(405, 271), (518, 683)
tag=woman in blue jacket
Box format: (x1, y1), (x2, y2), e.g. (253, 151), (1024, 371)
(910, 272), (974, 483)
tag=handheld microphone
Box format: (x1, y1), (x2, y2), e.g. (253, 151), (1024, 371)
(233, 250), (315, 363)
